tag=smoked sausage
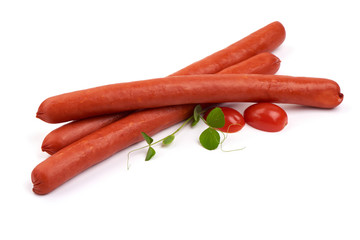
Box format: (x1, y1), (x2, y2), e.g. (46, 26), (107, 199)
(33, 105), (195, 195)
(41, 112), (129, 155)
(170, 21), (285, 75)
(218, 52), (280, 75)
(37, 74), (343, 123)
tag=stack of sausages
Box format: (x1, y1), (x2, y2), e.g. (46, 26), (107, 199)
(32, 21), (343, 195)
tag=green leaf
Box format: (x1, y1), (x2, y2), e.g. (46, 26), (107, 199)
(163, 135), (175, 145)
(145, 147), (156, 161)
(141, 132), (153, 145)
(199, 127), (220, 150)
(191, 118), (200, 127)
(205, 107), (225, 128)
(192, 105), (202, 127)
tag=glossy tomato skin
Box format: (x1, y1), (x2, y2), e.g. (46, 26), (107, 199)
(244, 103), (288, 132)
(204, 107), (245, 133)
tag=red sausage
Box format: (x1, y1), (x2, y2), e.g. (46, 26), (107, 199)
(41, 112), (129, 155)
(32, 21), (287, 194)
(37, 74), (343, 123)
(218, 52), (280, 75)
(32, 105), (195, 195)
(41, 52), (282, 155)
(170, 21), (285, 75)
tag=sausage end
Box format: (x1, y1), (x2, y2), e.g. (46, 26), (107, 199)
(41, 142), (56, 155)
(36, 99), (59, 123)
(31, 166), (52, 195)
(337, 92), (344, 106)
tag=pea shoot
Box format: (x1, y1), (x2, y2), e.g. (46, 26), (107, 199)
(127, 105), (243, 169)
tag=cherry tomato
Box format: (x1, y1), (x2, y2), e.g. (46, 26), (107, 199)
(204, 107), (245, 133)
(244, 103), (288, 132)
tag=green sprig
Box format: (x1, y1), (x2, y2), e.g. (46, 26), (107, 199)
(127, 105), (243, 169)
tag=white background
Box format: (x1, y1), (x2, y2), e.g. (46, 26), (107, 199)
(1, 0), (359, 239)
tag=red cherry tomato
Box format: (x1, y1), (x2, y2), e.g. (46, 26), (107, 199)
(244, 103), (288, 132)
(204, 107), (245, 133)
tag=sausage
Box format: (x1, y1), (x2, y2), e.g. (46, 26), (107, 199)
(170, 21), (285, 75)
(218, 52), (280, 75)
(32, 21), (287, 194)
(37, 74), (343, 123)
(32, 105), (195, 195)
(41, 52), (281, 155)
(41, 112), (129, 155)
